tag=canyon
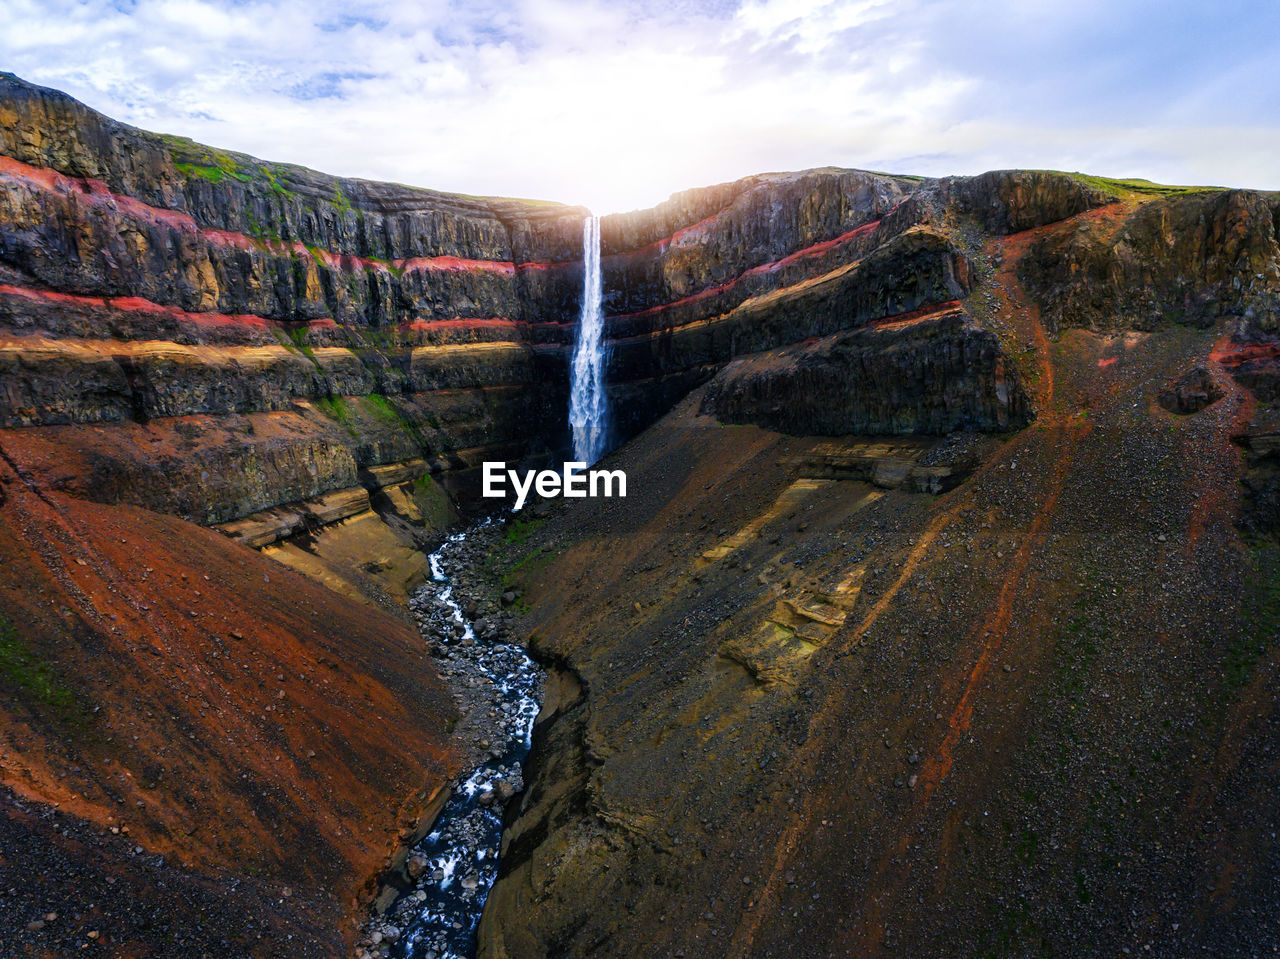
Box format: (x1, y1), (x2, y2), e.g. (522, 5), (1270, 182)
(0, 70), (1278, 958)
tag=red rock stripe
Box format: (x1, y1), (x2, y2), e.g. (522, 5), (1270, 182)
(605, 186), (910, 262)
(607, 218), (883, 321)
(0, 155), (571, 275)
(0, 283), (275, 330)
(399, 317), (526, 334)
(0, 283), (561, 336)
(0, 155), (199, 233)
(398, 317), (569, 335)
(604, 211), (724, 260)
(1210, 341), (1280, 366)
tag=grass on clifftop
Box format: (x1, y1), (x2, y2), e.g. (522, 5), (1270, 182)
(164, 135), (254, 185)
(163, 134), (297, 198)
(1059, 171), (1223, 199)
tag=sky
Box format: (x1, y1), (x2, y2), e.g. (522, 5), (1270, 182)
(2, 0), (1278, 213)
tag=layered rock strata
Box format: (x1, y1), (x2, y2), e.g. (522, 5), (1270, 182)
(6, 73), (1196, 537)
(0, 72), (584, 530)
(482, 243), (1280, 959)
(4, 71), (1280, 959)
(701, 303), (1028, 436)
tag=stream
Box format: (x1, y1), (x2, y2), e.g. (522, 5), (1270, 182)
(360, 521), (544, 959)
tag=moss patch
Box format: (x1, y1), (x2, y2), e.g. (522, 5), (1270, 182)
(1057, 171), (1221, 200)
(411, 473), (458, 531)
(281, 325), (320, 364)
(364, 393), (402, 425)
(502, 515), (546, 546)
(315, 396), (352, 425)
(166, 136), (254, 185)
(0, 613), (77, 715)
(262, 165), (295, 199)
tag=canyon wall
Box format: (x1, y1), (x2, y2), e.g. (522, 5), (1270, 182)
(0, 72), (591, 530)
(5, 73), (1278, 538)
(0, 74), (1044, 536)
(3, 72), (1280, 957)
(480, 178), (1280, 959)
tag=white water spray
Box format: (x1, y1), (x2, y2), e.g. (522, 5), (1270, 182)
(569, 215), (610, 464)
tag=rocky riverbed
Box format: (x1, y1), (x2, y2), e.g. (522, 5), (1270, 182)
(358, 519), (544, 959)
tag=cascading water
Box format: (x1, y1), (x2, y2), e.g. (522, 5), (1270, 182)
(568, 214), (611, 464)
(358, 521), (543, 959)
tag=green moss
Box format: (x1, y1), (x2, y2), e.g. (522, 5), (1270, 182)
(262, 165), (295, 199)
(315, 395), (352, 425)
(244, 207), (268, 238)
(0, 614), (76, 714)
(500, 547), (554, 611)
(173, 160), (250, 185)
(364, 392), (402, 424)
(170, 141), (253, 185)
(164, 133), (304, 201)
(360, 393), (438, 452)
(411, 473), (458, 530)
(358, 327), (397, 350)
(506, 545), (550, 578)
(332, 184), (354, 215)
(285, 326), (316, 361)
(364, 256), (405, 278)
(503, 515), (546, 546)
(1056, 171), (1222, 200)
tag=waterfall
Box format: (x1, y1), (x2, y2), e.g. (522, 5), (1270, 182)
(569, 214), (610, 464)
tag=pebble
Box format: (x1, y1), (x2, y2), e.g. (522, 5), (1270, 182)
(360, 521), (544, 958)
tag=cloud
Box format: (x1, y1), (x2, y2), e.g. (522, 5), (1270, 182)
(1, 0), (1277, 212)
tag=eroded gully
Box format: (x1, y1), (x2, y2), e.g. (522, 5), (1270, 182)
(358, 519), (544, 959)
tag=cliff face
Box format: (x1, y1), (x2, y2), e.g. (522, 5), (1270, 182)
(482, 178), (1280, 959)
(0, 74), (1182, 533)
(1019, 187), (1280, 335)
(0, 72), (592, 537)
(3, 72), (1280, 959)
(701, 303), (1028, 436)
(5, 74), (1278, 534)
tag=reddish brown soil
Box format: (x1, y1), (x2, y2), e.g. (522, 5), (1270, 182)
(0, 446), (459, 954)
